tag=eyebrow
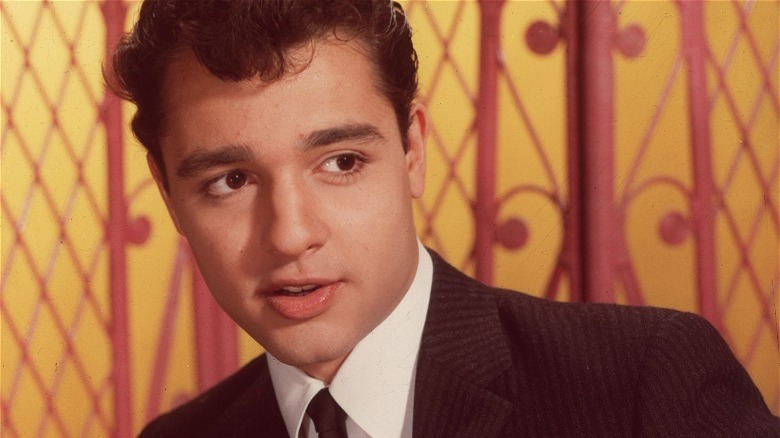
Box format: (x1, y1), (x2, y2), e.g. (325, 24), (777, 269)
(174, 123), (384, 178)
(303, 123), (384, 149)
(176, 144), (253, 178)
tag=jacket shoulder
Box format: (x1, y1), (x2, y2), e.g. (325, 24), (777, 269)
(139, 355), (286, 437)
(426, 250), (779, 436)
(429, 248), (676, 344)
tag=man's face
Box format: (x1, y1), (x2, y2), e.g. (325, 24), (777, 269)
(153, 38), (427, 381)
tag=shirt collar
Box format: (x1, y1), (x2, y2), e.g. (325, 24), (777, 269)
(268, 241), (433, 438)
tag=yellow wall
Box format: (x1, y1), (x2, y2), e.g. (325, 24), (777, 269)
(1, 1), (777, 436)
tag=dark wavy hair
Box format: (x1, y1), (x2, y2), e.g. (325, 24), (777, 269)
(106, 0), (419, 182)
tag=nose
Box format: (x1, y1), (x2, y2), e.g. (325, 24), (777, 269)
(263, 177), (329, 258)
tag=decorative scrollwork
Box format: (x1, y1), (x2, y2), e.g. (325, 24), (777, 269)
(497, 217), (529, 250)
(526, 20), (559, 55)
(127, 215), (151, 245)
(615, 24), (646, 58)
(127, 179), (157, 245)
(495, 184), (564, 252)
(658, 211), (690, 246)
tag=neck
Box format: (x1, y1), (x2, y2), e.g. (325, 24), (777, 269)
(299, 355), (348, 384)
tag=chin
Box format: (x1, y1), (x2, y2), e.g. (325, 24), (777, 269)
(263, 331), (355, 368)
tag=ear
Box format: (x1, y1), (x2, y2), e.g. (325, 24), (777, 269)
(147, 153), (184, 234)
(405, 102), (428, 199)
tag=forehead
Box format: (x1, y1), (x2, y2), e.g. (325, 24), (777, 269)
(160, 37), (379, 116)
(157, 38), (394, 165)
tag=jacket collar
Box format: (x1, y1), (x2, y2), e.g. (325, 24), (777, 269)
(241, 252), (515, 437)
(217, 356), (289, 437)
(413, 251), (514, 437)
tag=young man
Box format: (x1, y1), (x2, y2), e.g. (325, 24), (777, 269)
(108, 1), (779, 437)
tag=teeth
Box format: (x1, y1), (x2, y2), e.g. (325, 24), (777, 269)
(281, 284), (318, 293)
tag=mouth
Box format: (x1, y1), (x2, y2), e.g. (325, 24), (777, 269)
(275, 284), (320, 297)
(263, 281), (340, 320)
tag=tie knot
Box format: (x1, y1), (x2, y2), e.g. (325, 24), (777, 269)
(306, 388), (348, 438)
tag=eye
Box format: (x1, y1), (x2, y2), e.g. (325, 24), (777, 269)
(321, 153), (360, 173)
(206, 170), (249, 196)
(225, 171), (247, 189)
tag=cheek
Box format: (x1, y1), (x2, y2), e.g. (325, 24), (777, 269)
(175, 205), (257, 267)
(328, 182), (411, 236)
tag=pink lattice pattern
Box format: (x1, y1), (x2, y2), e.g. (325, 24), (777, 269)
(405, 0), (480, 270)
(702, 0), (779, 408)
(1, 1), (112, 437)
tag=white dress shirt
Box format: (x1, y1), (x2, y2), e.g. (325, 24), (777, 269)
(268, 240), (433, 438)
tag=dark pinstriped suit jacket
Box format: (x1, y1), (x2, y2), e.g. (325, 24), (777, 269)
(140, 251), (780, 437)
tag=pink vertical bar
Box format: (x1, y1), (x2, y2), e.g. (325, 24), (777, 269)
(678, 1), (720, 328)
(101, 0), (132, 436)
(578, 1), (617, 303)
(145, 240), (187, 422)
(192, 258), (238, 391)
(475, 0), (505, 284)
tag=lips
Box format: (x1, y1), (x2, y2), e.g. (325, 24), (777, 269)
(264, 281), (340, 320)
(278, 284), (319, 296)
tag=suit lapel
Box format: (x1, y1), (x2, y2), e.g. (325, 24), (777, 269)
(413, 252), (514, 437)
(218, 356), (290, 437)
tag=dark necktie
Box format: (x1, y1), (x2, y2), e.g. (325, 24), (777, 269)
(306, 388), (349, 438)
